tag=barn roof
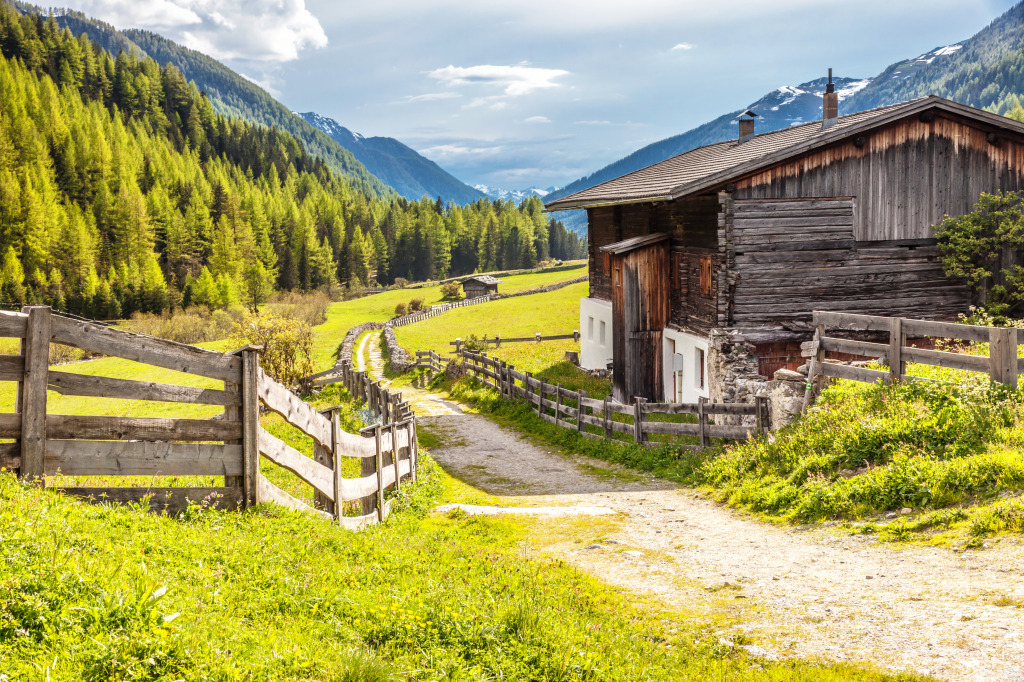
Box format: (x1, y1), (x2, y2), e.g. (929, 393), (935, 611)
(462, 275), (502, 285)
(545, 96), (1024, 211)
(600, 233), (669, 255)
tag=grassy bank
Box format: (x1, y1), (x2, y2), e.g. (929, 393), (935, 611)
(0, 462), (919, 680)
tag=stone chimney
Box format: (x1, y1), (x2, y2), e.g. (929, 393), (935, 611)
(737, 110), (757, 143)
(822, 68), (838, 129)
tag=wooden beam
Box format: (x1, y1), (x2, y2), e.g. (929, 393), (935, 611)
(45, 415), (242, 441)
(20, 306), (50, 481)
(45, 441), (243, 476)
(47, 371), (240, 406)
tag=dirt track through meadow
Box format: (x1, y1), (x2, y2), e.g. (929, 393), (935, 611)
(359, 333), (1024, 681)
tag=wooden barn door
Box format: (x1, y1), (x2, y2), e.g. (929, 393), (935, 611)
(611, 242), (670, 403)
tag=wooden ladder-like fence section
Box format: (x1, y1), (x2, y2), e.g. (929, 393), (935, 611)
(256, 369), (417, 529)
(451, 331), (580, 353)
(305, 361), (414, 424)
(414, 350), (444, 373)
(807, 311), (1022, 399)
(460, 350), (769, 448)
(0, 306), (418, 525)
(390, 296), (492, 328)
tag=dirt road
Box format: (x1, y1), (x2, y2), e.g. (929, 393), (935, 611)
(359, 333), (1024, 681)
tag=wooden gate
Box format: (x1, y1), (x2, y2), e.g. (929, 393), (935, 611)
(604, 234), (670, 403)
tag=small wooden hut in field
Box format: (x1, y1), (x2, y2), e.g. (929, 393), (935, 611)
(547, 73), (1024, 404)
(462, 275), (502, 298)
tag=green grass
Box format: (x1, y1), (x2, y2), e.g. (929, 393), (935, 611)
(0, 464), (923, 680)
(308, 264), (587, 371)
(392, 281), (597, 377)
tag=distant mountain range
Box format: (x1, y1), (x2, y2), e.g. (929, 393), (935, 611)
(298, 112), (485, 203)
(547, 1), (1024, 232)
(473, 185), (558, 202)
(20, 3), (489, 205)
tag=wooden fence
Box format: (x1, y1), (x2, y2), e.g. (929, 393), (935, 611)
(807, 311), (1022, 400)
(414, 350), (444, 373)
(460, 350), (769, 448)
(304, 360), (414, 424)
(0, 306), (418, 527)
(451, 331), (580, 353)
(390, 296), (492, 328)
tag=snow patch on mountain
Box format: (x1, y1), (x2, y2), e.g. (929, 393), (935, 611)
(916, 43), (964, 64)
(475, 185), (558, 202)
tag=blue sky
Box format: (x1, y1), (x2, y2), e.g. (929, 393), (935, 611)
(67, 0), (1020, 190)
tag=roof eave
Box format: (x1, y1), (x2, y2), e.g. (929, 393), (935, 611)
(544, 194), (674, 212)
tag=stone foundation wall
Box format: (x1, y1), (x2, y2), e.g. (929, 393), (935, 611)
(337, 322), (385, 365)
(382, 326), (417, 373)
(707, 329), (768, 426)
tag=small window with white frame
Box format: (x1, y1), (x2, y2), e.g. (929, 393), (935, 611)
(588, 316), (594, 340)
(599, 320), (606, 346)
(696, 348), (705, 390)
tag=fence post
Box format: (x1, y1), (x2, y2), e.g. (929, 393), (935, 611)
(802, 322), (826, 412)
(374, 425), (385, 522)
(455, 338), (462, 354)
(697, 397), (708, 448)
(755, 395), (769, 435)
(331, 409), (343, 526)
(241, 348), (260, 507)
(410, 417), (419, 482)
(889, 317), (904, 383)
(577, 390), (586, 433)
(495, 334), (501, 349)
(555, 385), (563, 427)
(574, 329), (580, 342)
(603, 395), (613, 439)
(633, 397), (644, 444)
(19, 306), (50, 482)
(535, 332), (541, 343)
(390, 423), (400, 493)
(537, 377), (545, 417)
(990, 327), (1018, 388)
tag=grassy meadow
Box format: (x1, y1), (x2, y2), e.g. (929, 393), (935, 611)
(309, 264), (587, 370)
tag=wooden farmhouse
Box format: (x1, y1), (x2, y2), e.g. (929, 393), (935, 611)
(546, 82), (1024, 404)
(462, 275), (501, 299)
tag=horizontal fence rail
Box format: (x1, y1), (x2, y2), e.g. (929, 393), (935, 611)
(806, 311), (1021, 408)
(450, 331), (580, 353)
(459, 350), (768, 449)
(1, 305), (420, 526)
(414, 350), (445, 373)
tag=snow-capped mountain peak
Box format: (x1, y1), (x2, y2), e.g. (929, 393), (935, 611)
(915, 43), (964, 65)
(474, 185), (559, 202)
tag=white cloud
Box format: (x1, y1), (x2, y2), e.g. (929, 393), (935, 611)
(524, 115), (551, 123)
(671, 42), (693, 51)
(419, 144), (505, 158)
(428, 63), (569, 97)
(69, 0), (327, 63)
(574, 120), (613, 126)
(400, 92), (462, 103)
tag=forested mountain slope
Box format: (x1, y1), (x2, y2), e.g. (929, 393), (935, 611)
(299, 111), (486, 204)
(0, 6), (584, 320)
(843, 2), (1024, 115)
(12, 2), (392, 198)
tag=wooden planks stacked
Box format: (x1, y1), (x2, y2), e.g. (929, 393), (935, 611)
(459, 350), (769, 448)
(727, 198), (969, 326)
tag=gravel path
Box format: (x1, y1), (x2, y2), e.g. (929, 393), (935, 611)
(359, 336), (1024, 681)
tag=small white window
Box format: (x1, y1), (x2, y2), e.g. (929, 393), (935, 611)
(588, 316), (594, 340)
(696, 348), (705, 390)
(599, 320), (606, 346)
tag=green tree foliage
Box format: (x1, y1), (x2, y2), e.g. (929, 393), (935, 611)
(935, 190), (1024, 318)
(0, 5), (585, 317)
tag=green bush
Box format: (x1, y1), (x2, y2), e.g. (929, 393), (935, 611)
(394, 302), (407, 317)
(439, 281), (462, 300)
(234, 313), (314, 387)
(408, 297), (424, 312)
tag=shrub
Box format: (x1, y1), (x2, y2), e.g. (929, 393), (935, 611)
(393, 278), (409, 289)
(265, 290), (330, 326)
(440, 281), (462, 300)
(125, 306), (246, 344)
(461, 333), (489, 353)
(394, 302), (407, 317)
(408, 298), (424, 312)
(234, 313), (314, 387)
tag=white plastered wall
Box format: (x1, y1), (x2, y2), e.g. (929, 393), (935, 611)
(662, 328), (709, 404)
(579, 297), (613, 371)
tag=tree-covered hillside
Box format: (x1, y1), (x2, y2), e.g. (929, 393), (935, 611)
(13, 2), (393, 199)
(843, 3), (1024, 116)
(0, 5), (584, 319)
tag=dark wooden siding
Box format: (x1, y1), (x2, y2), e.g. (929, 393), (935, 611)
(732, 114), (1024, 241)
(587, 196), (720, 308)
(611, 243), (670, 402)
(728, 197), (969, 327)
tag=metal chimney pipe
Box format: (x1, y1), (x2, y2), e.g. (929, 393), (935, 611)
(822, 68), (839, 129)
